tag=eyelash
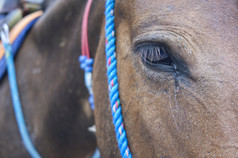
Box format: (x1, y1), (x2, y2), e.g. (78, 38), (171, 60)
(139, 45), (172, 65)
(134, 43), (175, 72)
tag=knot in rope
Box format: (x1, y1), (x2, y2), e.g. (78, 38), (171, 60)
(79, 55), (94, 72)
(79, 55), (94, 109)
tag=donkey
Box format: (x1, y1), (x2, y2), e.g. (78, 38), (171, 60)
(0, 0), (237, 158)
(93, 0), (238, 157)
(0, 0), (104, 157)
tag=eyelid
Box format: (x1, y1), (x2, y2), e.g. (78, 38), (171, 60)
(133, 32), (168, 48)
(133, 33), (192, 78)
(133, 30), (190, 46)
(133, 30), (196, 63)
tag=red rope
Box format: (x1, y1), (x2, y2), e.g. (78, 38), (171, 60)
(81, 0), (93, 58)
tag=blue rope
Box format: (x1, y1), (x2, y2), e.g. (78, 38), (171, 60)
(2, 42), (41, 158)
(92, 148), (100, 158)
(105, 0), (132, 157)
(1, 22), (41, 158)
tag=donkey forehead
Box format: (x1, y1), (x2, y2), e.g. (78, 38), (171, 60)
(116, 0), (238, 39)
(115, 0), (238, 87)
(116, 0), (238, 19)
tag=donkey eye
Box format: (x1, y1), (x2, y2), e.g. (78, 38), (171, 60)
(141, 46), (171, 64)
(135, 43), (175, 72)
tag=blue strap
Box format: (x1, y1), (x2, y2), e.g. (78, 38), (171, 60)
(1, 18), (41, 158)
(0, 17), (40, 81)
(3, 42), (41, 158)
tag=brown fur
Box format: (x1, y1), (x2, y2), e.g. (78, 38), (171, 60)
(1, 0), (237, 157)
(94, 0), (238, 157)
(0, 0), (104, 157)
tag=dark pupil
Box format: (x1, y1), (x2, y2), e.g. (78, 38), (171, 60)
(141, 46), (172, 65)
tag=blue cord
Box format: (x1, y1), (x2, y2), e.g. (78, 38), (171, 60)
(1, 22), (41, 158)
(3, 43), (41, 158)
(92, 148), (100, 158)
(105, 0), (132, 157)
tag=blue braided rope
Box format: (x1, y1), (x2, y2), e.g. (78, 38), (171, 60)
(3, 42), (41, 158)
(105, 0), (132, 158)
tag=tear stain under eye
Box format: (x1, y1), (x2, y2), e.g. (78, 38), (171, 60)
(173, 75), (179, 113)
(168, 79), (180, 131)
(173, 64), (180, 93)
(169, 64), (184, 132)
